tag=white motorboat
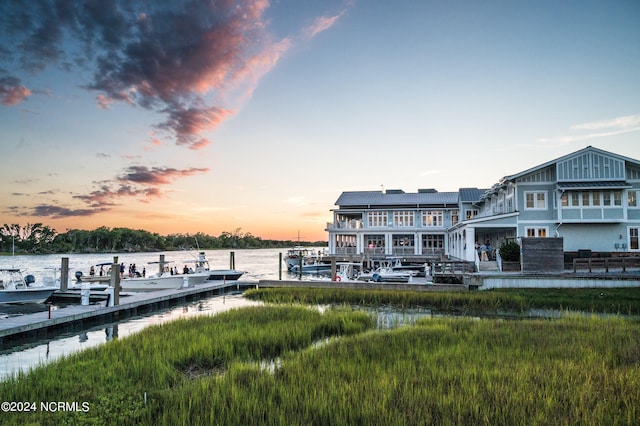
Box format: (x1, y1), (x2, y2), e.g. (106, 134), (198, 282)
(289, 258), (332, 274)
(119, 273), (186, 292)
(0, 268), (57, 304)
(283, 246), (312, 270)
(185, 252), (244, 281)
(358, 259), (417, 283)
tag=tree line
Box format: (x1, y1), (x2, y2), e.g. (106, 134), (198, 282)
(0, 223), (325, 254)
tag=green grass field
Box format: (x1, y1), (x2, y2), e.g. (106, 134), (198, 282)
(2, 288), (639, 425)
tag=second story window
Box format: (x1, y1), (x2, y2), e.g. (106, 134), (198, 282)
(525, 191), (546, 210)
(466, 209), (479, 220)
(368, 211), (387, 227)
(629, 190), (638, 208)
(422, 210), (443, 227)
(451, 210), (459, 225)
(393, 211), (414, 227)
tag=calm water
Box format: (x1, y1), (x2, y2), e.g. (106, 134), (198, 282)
(0, 248), (325, 317)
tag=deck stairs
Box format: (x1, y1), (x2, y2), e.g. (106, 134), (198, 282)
(478, 261), (500, 272)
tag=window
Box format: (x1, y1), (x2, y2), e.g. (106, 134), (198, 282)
(592, 192), (601, 206)
(422, 210), (443, 227)
(393, 211), (414, 227)
(451, 210), (459, 225)
(630, 228), (639, 250)
(368, 211), (387, 227)
(614, 191), (622, 206)
(525, 227), (548, 237)
(561, 193), (568, 207)
(571, 192), (580, 207)
(603, 192), (611, 206)
(628, 190), (637, 208)
(423, 234), (444, 249)
(582, 193), (590, 206)
(525, 192), (546, 209)
(465, 209), (479, 220)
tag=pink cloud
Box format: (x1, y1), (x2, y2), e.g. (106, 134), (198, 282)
(0, 78), (31, 105)
(303, 11), (346, 40)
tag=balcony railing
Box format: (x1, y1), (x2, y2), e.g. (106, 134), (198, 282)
(327, 221), (454, 230)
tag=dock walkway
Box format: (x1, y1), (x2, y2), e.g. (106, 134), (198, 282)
(0, 280), (256, 342)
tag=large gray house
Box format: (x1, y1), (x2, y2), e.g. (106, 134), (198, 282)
(326, 146), (640, 262)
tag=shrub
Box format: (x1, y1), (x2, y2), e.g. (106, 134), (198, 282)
(499, 241), (520, 262)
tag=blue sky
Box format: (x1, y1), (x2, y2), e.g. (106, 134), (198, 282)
(1, 0), (639, 241)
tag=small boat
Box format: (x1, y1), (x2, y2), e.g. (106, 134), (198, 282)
(0, 268), (57, 304)
(289, 256), (332, 274)
(284, 247), (330, 272)
(283, 246), (314, 270)
(184, 252), (244, 281)
(119, 273), (186, 292)
(358, 259), (417, 283)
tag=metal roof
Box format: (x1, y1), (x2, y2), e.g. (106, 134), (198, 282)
(459, 188), (486, 203)
(335, 191), (459, 207)
(557, 181), (631, 190)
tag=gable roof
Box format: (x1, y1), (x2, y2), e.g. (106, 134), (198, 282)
(501, 146), (640, 183)
(335, 191), (459, 208)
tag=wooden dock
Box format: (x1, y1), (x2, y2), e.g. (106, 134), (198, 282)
(0, 280), (257, 343)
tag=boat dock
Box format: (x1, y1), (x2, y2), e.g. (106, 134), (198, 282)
(0, 280), (257, 343)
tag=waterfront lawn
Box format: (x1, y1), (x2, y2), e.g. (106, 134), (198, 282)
(3, 310), (639, 425)
(244, 286), (640, 314)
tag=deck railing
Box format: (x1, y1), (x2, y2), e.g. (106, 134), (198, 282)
(573, 257), (640, 273)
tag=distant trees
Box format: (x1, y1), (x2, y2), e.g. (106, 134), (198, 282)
(0, 224), (324, 254)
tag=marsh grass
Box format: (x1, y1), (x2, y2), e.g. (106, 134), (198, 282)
(2, 296), (640, 424)
(0, 305), (372, 425)
(244, 286), (640, 314)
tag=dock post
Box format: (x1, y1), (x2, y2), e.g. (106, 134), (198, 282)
(279, 253), (282, 280)
(331, 257), (336, 281)
(298, 255), (302, 280)
(159, 254), (165, 275)
(111, 256), (120, 306)
(230, 251), (235, 269)
(60, 257), (69, 291)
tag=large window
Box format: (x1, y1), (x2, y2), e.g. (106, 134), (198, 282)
(368, 211), (387, 227)
(565, 190), (626, 207)
(451, 210), (459, 225)
(422, 210), (443, 227)
(393, 211), (414, 227)
(525, 192), (546, 209)
(422, 234), (444, 249)
(629, 190), (638, 208)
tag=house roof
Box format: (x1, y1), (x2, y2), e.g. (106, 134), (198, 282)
(459, 188), (486, 203)
(335, 191), (459, 208)
(501, 146), (640, 183)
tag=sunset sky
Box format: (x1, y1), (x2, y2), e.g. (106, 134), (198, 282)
(1, 0), (639, 242)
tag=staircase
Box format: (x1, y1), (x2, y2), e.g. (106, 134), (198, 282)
(478, 261), (500, 272)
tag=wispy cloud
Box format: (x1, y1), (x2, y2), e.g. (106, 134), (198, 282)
(536, 113), (640, 146)
(303, 10), (345, 40)
(570, 114), (640, 131)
